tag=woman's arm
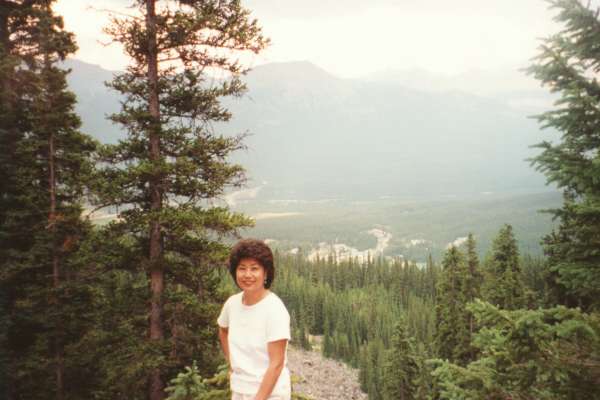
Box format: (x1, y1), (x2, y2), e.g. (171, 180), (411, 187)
(253, 339), (287, 400)
(218, 326), (230, 368)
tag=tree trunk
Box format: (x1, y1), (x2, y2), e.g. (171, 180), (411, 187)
(49, 130), (64, 400)
(0, 5), (15, 400)
(0, 1), (18, 180)
(146, 1), (164, 399)
(41, 0), (65, 394)
(0, 2), (11, 55)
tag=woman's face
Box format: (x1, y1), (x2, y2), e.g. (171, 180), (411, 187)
(236, 257), (266, 292)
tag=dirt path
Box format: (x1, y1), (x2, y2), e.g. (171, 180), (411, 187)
(287, 345), (368, 400)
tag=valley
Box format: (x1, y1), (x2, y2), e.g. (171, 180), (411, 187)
(234, 189), (561, 261)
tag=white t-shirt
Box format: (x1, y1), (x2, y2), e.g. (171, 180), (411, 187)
(217, 291), (291, 396)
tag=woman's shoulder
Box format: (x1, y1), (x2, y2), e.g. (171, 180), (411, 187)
(224, 291), (243, 306)
(265, 291), (289, 311)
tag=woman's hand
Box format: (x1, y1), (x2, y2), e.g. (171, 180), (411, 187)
(252, 339), (287, 400)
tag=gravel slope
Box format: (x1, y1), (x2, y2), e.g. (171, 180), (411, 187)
(287, 345), (368, 400)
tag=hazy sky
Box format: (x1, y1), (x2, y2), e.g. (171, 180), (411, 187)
(54, 0), (559, 78)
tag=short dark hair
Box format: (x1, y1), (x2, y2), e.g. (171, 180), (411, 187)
(229, 239), (275, 289)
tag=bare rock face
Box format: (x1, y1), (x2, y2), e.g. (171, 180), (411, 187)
(287, 345), (368, 400)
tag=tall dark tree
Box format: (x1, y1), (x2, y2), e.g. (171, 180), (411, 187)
(0, 3), (37, 394)
(97, 1), (268, 399)
(34, 4), (96, 397)
(464, 233), (482, 302)
(432, 1), (600, 396)
(382, 317), (419, 400)
(0, 0), (40, 283)
(434, 246), (471, 364)
(364, 339), (385, 400)
(464, 233), (482, 360)
(0, 1), (95, 399)
(527, 0), (600, 312)
(482, 224), (525, 310)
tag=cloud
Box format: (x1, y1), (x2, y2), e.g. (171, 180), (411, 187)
(244, 0), (398, 18)
(55, 0), (560, 80)
(245, 0), (551, 21)
(249, 0), (558, 77)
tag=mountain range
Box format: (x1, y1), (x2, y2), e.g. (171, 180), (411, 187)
(63, 59), (558, 199)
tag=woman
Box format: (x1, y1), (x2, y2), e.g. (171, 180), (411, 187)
(217, 239), (291, 400)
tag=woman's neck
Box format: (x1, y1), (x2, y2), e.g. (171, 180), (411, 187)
(242, 288), (269, 306)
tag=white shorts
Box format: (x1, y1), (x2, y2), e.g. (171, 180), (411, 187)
(231, 392), (290, 400)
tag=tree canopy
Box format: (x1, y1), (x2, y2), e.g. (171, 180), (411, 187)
(527, 0), (600, 311)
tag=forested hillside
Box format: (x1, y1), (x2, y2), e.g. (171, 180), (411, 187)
(270, 226), (580, 400)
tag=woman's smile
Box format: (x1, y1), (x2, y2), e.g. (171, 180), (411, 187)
(236, 257), (267, 293)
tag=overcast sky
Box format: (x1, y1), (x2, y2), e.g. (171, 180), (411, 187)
(54, 0), (559, 78)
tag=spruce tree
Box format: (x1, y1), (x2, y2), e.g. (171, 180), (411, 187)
(365, 339), (385, 400)
(482, 224), (525, 310)
(96, 2), (268, 398)
(0, 1), (95, 398)
(465, 233), (482, 302)
(464, 233), (482, 360)
(358, 344), (369, 392)
(0, 3), (38, 394)
(322, 314), (333, 357)
(433, 300), (600, 400)
(33, 5), (96, 397)
(431, 1), (600, 396)
(382, 317), (419, 400)
(425, 253), (438, 302)
(434, 246), (471, 364)
(527, 0), (600, 312)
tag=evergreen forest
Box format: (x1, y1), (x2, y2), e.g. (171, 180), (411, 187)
(1, 1), (600, 400)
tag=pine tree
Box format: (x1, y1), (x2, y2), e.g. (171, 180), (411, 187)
(358, 344), (369, 392)
(465, 233), (482, 302)
(33, 5), (97, 397)
(521, 253), (549, 306)
(434, 246), (471, 364)
(96, 2), (268, 398)
(298, 321), (311, 351)
(526, 0), (600, 312)
(464, 233), (482, 360)
(482, 224), (525, 310)
(0, 1), (96, 398)
(0, 3), (39, 396)
(433, 300), (600, 400)
(322, 314), (333, 357)
(425, 253), (438, 302)
(165, 362), (230, 400)
(365, 339), (385, 400)
(382, 317), (419, 400)
(431, 2), (600, 396)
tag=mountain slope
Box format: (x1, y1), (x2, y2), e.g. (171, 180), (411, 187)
(63, 59), (123, 143)
(64, 59), (554, 198)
